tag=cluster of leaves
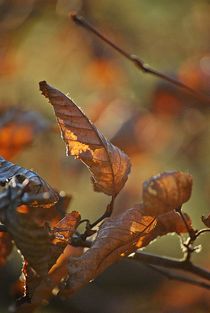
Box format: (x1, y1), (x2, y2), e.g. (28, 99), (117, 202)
(2, 80), (210, 313)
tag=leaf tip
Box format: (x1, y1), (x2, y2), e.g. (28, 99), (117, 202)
(39, 81), (49, 97)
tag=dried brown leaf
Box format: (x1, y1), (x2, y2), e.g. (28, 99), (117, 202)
(201, 214), (210, 228)
(12, 211), (81, 308)
(61, 207), (156, 296)
(25, 191), (72, 227)
(0, 156), (58, 207)
(143, 171), (193, 216)
(52, 211), (81, 242)
(5, 208), (52, 277)
(39, 81), (131, 196)
(156, 211), (192, 235)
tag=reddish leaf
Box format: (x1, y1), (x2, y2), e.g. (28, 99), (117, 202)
(52, 211), (81, 242)
(142, 171), (193, 216)
(39, 81), (131, 196)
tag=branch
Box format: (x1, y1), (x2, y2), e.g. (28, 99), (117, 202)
(130, 251), (210, 281)
(147, 264), (210, 289)
(80, 196), (115, 240)
(71, 13), (210, 106)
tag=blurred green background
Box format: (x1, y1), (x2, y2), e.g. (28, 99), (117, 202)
(1, 0), (210, 312)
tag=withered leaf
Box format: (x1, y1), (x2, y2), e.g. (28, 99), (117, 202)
(39, 81), (131, 196)
(25, 191), (72, 227)
(0, 156), (58, 207)
(143, 171), (192, 216)
(0, 107), (50, 160)
(156, 211), (192, 235)
(201, 214), (210, 228)
(62, 207), (156, 296)
(5, 206), (52, 277)
(0, 231), (13, 266)
(52, 211), (81, 242)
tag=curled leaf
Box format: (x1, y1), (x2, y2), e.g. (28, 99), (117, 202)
(156, 211), (192, 235)
(52, 211), (81, 242)
(143, 171), (193, 216)
(25, 191), (72, 227)
(0, 156), (58, 207)
(201, 214), (210, 228)
(39, 81), (131, 196)
(5, 207), (52, 277)
(61, 207), (156, 296)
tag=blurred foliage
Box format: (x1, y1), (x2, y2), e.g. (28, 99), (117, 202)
(1, 0), (210, 312)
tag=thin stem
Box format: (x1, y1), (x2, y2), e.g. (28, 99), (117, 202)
(89, 196), (115, 229)
(81, 196), (115, 240)
(131, 251), (210, 281)
(147, 264), (210, 290)
(71, 13), (210, 106)
(176, 207), (196, 240)
(195, 228), (210, 238)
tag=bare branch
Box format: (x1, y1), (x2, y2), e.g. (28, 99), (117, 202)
(130, 251), (210, 281)
(71, 13), (210, 106)
(147, 264), (210, 290)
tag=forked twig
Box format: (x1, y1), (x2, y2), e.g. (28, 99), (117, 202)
(71, 13), (210, 106)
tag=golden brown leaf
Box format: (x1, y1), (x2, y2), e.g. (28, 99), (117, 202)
(52, 211), (81, 242)
(39, 81), (131, 196)
(156, 211), (192, 235)
(60, 207), (156, 296)
(143, 171), (193, 216)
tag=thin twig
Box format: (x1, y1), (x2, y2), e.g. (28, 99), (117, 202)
(131, 251), (210, 281)
(71, 13), (210, 106)
(81, 196), (115, 240)
(147, 264), (210, 290)
(176, 207), (196, 240)
(195, 228), (210, 238)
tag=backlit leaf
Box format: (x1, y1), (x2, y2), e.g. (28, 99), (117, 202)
(61, 207), (156, 296)
(143, 171), (193, 216)
(52, 211), (81, 242)
(39, 81), (131, 196)
(156, 211), (192, 235)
